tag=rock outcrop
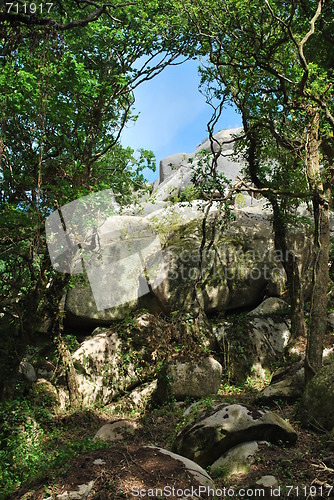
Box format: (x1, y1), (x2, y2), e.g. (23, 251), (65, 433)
(62, 128), (313, 326)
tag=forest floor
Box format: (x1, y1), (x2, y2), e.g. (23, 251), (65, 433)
(9, 385), (334, 500)
(4, 330), (334, 500)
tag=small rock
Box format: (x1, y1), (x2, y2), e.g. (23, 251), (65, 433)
(210, 441), (259, 478)
(93, 420), (137, 442)
(255, 475), (279, 499)
(19, 361), (37, 383)
(54, 480), (94, 499)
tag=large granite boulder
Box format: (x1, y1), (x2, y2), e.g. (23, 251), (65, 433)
(154, 127), (247, 203)
(149, 206), (289, 315)
(299, 362), (334, 432)
(62, 131), (313, 326)
(173, 403), (297, 467)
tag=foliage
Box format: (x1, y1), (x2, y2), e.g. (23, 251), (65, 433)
(177, 0), (333, 379)
(0, 1), (189, 395)
(0, 391), (112, 497)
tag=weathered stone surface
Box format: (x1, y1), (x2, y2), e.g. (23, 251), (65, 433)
(159, 152), (193, 183)
(31, 378), (59, 407)
(254, 476), (279, 499)
(53, 481), (95, 499)
(248, 298), (289, 317)
(259, 362), (305, 402)
(210, 441), (259, 478)
(18, 360), (37, 383)
(299, 362), (334, 431)
(35, 360), (56, 381)
(149, 446), (215, 488)
(173, 403), (297, 467)
(65, 282), (138, 327)
(63, 133), (313, 326)
(249, 317), (291, 373)
(214, 314), (291, 383)
(151, 208), (289, 315)
(93, 420), (137, 442)
(64, 215), (166, 326)
(69, 329), (137, 406)
(157, 357), (222, 402)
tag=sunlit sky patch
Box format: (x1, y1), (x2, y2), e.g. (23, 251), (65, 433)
(121, 59), (241, 182)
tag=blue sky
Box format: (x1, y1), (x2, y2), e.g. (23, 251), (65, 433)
(121, 59), (241, 182)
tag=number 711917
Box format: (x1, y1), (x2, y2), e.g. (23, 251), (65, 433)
(6, 3), (53, 14)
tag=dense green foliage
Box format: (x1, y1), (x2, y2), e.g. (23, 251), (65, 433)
(179, 0), (333, 378)
(0, 1), (189, 395)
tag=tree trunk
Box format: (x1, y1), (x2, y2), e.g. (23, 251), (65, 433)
(53, 296), (81, 409)
(245, 123), (305, 340)
(272, 201), (305, 339)
(57, 333), (81, 409)
(304, 111), (331, 383)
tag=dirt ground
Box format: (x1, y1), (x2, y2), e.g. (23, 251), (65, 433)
(10, 393), (334, 500)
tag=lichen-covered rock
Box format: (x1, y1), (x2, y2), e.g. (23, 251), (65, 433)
(31, 378), (59, 407)
(210, 441), (259, 478)
(299, 362), (334, 431)
(156, 357), (222, 402)
(151, 209), (287, 315)
(258, 362), (305, 402)
(18, 360), (37, 383)
(248, 298), (289, 317)
(173, 403), (297, 467)
(214, 314), (291, 383)
(93, 420), (137, 442)
(66, 329), (139, 406)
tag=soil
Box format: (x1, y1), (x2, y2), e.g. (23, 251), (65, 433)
(8, 331), (334, 500)
(10, 395), (334, 500)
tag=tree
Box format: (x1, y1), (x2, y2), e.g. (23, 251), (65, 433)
(180, 0), (333, 382)
(0, 1), (188, 400)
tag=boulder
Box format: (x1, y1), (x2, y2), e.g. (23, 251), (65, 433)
(210, 441), (259, 478)
(154, 127), (246, 202)
(173, 403), (297, 467)
(65, 283), (138, 327)
(214, 314), (291, 383)
(258, 361), (305, 402)
(68, 329), (137, 406)
(151, 208), (289, 315)
(31, 378), (59, 407)
(156, 357), (222, 402)
(159, 152), (192, 183)
(108, 380), (158, 415)
(93, 420), (137, 442)
(249, 317), (291, 373)
(18, 360), (37, 383)
(64, 214), (166, 326)
(248, 297), (289, 317)
(299, 362), (334, 431)
(34, 360), (56, 380)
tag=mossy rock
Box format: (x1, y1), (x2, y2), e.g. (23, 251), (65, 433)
(298, 362), (334, 431)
